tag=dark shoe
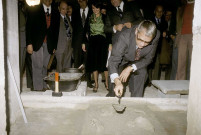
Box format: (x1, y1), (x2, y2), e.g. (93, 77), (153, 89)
(87, 82), (94, 88)
(147, 82), (152, 87)
(31, 89), (46, 92)
(104, 83), (109, 91)
(93, 87), (98, 93)
(106, 92), (115, 97)
(106, 93), (111, 97)
(43, 87), (49, 91)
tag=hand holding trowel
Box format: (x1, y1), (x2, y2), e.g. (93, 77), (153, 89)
(112, 78), (126, 114)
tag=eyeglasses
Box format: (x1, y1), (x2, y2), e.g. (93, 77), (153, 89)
(136, 33), (151, 45)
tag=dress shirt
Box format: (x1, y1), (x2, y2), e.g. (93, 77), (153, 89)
(43, 4), (51, 14)
(116, 1), (124, 12)
(60, 14), (65, 20)
(155, 17), (161, 24)
(80, 6), (89, 18)
(68, 16), (72, 22)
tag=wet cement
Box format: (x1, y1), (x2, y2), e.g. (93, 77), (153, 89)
(10, 102), (186, 135)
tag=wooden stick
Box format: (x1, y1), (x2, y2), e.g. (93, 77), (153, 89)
(55, 72), (59, 93)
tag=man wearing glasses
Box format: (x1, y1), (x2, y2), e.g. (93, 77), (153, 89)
(108, 20), (160, 97)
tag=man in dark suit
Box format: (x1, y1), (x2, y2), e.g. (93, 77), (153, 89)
(108, 20), (160, 97)
(105, 0), (143, 96)
(104, 0), (143, 36)
(26, 0), (58, 91)
(55, 0), (73, 72)
(71, 0), (92, 68)
(148, 5), (168, 81)
(71, 0), (93, 87)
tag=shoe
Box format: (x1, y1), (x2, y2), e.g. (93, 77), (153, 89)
(102, 80), (105, 82)
(43, 87), (49, 91)
(147, 82), (152, 87)
(87, 82), (94, 88)
(106, 93), (110, 97)
(31, 89), (46, 92)
(104, 83), (109, 91)
(106, 92), (115, 97)
(93, 87), (98, 93)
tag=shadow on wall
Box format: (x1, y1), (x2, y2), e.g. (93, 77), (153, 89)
(2, 0), (10, 133)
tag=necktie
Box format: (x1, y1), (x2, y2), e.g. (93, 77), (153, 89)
(117, 6), (122, 17)
(157, 18), (160, 25)
(135, 48), (141, 61)
(64, 17), (71, 37)
(46, 8), (50, 16)
(82, 9), (86, 27)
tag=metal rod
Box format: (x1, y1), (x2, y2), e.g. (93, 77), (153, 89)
(7, 57), (28, 123)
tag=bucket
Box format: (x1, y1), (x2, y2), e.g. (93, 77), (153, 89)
(45, 68), (83, 92)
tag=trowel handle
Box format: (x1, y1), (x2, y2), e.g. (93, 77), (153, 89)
(118, 96), (122, 104)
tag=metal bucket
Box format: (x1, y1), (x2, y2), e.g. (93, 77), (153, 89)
(44, 68), (83, 92)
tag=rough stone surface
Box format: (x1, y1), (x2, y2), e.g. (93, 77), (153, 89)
(152, 80), (189, 94)
(0, 0), (6, 134)
(187, 0), (201, 134)
(6, 0), (21, 126)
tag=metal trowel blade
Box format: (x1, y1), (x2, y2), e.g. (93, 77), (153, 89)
(112, 104), (126, 114)
(113, 96), (126, 114)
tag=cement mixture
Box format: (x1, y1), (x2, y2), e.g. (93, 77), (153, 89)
(10, 102), (186, 135)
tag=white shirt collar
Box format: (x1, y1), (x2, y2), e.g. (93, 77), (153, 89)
(60, 14), (65, 19)
(43, 4), (51, 14)
(116, 1), (124, 11)
(80, 6), (89, 17)
(155, 16), (161, 22)
(68, 16), (72, 21)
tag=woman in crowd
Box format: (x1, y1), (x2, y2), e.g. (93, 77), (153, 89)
(83, 0), (108, 92)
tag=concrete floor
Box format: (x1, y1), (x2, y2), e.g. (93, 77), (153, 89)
(10, 98), (187, 135)
(9, 73), (187, 135)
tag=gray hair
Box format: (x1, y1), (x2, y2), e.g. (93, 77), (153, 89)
(137, 20), (157, 38)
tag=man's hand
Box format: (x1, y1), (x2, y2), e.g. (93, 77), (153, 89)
(82, 44), (86, 52)
(114, 24), (124, 31)
(53, 49), (56, 54)
(27, 44), (33, 54)
(170, 35), (175, 40)
(124, 22), (132, 29)
(108, 44), (112, 51)
(163, 32), (167, 37)
(114, 78), (124, 97)
(120, 66), (133, 82)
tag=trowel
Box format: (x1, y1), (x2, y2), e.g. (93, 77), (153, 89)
(112, 93), (126, 114)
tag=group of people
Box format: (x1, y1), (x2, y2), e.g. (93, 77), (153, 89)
(20, 0), (194, 97)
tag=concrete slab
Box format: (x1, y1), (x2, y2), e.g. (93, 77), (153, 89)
(152, 80), (189, 94)
(10, 97), (187, 135)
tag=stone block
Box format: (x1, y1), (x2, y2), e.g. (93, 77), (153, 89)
(152, 80), (189, 95)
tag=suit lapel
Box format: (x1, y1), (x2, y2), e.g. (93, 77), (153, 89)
(39, 4), (47, 28)
(111, 6), (122, 18)
(122, 2), (128, 15)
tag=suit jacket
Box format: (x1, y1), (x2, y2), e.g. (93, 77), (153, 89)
(151, 16), (167, 34)
(108, 26), (160, 75)
(104, 1), (143, 34)
(151, 16), (167, 53)
(26, 4), (58, 54)
(56, 15), (73, 54)
(71, 7), (92, 49)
